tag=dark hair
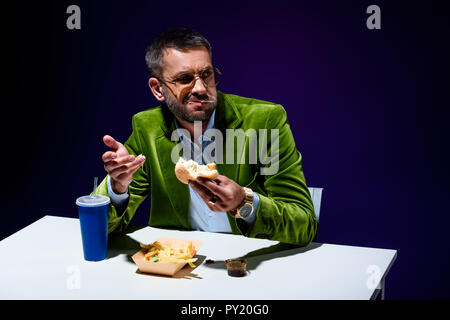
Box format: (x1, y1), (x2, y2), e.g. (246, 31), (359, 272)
(145, 28), (212, 78)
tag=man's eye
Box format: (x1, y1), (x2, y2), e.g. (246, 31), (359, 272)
(175, 75), (194, 84)
(200, 70), (213, 79)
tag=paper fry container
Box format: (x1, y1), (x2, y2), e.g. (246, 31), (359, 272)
(131, 237), (202, 276)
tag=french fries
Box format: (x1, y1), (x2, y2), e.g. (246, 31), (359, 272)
(140, 241), (198, 268)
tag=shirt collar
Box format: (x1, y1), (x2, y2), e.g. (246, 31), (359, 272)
(174, 109), (216, 143)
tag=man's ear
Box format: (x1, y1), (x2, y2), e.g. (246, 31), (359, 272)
(148, 77), (165, 102)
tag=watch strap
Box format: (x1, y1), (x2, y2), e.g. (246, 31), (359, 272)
(231, 187), (254, 218)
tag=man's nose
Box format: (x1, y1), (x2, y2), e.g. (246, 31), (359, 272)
(190, 77), (207, 95)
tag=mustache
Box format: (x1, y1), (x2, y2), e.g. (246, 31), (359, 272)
(183, 94), (214, 104)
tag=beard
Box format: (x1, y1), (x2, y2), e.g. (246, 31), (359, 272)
(163, 87), (217, 123)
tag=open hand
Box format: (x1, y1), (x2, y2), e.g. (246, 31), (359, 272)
(102, 135), (146, 194)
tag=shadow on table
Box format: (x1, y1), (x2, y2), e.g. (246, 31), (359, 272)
(107, 226), (323, 276)
(107, 225), (146, 260)
(202, 242), (323, 272)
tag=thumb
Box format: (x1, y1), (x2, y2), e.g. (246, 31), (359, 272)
(103, 135), (121, 151)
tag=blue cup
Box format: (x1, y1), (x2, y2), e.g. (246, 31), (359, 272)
(76, 195), (110, 261)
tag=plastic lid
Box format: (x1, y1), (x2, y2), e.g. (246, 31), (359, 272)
(76, 195), (110, 207)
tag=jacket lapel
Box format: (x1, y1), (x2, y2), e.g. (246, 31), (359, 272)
(214, 91), (243, 182)
(156, 105), (191, 229)
(214, 92), (243, 235)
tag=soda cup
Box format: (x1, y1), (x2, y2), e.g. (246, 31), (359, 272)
(76, 195), (110, 261)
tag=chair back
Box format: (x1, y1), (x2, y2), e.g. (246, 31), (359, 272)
(308, 187), (323, 222)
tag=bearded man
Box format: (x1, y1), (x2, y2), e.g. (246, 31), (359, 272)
(96, 28), (317, 245)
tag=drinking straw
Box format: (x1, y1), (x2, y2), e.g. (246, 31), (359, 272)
(93, 177), (98, 197)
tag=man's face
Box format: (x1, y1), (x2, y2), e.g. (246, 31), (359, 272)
(160, 47), (218, 123)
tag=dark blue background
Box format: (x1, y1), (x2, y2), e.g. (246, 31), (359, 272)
(3, 0), (449, 299)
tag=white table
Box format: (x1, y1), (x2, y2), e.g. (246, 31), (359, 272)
(0, 216), (396, 300)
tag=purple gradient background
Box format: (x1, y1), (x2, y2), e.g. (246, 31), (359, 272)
(3, 0), (449, 299)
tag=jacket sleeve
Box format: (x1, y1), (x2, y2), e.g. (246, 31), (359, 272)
(94, 116), (151, 234)
(238, 105), (318, 245)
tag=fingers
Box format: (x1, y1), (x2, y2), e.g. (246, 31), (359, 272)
(196, 177), (222, 194)
(195, 175), (245, 212)
(189, 180), (214, 201)
(102, 135), (146, 190)
(103, 135), (121, 151)
(189, 180), (225, 212)
(102, 151), (117, 162)
(211, 175), (227, 184)
(105, 154), (136, 171)
(110, 161), (143, 180)
(108, 155), (146, 179)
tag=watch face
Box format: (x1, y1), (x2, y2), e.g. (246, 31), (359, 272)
(239, 204), (253, 218)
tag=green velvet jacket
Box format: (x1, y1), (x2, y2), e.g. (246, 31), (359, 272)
(95, 91), (317, 245)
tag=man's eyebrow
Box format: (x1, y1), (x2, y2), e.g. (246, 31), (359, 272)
(171, 70), (193, 79)
(171, 66), (213, 79)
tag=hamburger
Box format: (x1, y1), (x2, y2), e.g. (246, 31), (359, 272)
(174, 157), (218, 184)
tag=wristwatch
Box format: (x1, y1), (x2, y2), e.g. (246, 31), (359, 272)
(230, 187), (254, 219)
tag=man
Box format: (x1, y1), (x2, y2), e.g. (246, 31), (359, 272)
(96, 28), (317, 245)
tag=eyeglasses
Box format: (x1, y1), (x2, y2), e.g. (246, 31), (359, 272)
(158, 67), (222, 90)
